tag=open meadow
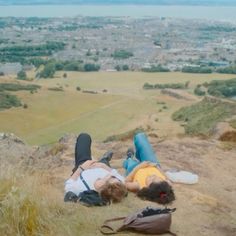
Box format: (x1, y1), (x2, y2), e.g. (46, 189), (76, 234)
(0, 71), (235, 145)
(1, 72), (236, 236)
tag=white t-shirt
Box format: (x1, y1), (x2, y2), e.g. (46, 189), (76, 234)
(65, 168), (124, 196)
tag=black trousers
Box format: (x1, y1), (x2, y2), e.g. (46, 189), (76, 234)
(72, 133), (110, 173)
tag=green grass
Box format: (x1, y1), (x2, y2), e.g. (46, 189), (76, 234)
(1, 72), (235, 145)
(230, 119), (236, 129)
(172, 97), (236, 136)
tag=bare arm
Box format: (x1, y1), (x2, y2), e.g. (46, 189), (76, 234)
(125, 181), (140, 192)
(71, 160), (114, 181)
(70, 160), (97, 180)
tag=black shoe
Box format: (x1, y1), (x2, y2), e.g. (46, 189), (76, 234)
(126, 147), (134, 159)
(101, 150), (113, 161)
(99, 150), (113, 167)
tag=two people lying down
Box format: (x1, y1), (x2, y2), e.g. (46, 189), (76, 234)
(64, 132), (175, 205)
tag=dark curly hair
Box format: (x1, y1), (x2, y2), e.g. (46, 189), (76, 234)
(137, 181), (175, 205)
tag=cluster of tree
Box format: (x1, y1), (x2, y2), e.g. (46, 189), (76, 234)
(0, 83), (41, 92)
(111, 50), (133, 59)
(0, 82), (41, 110)
(48, 87), (64, 92)
(56, 23), (102, 31)
(3, 17), (50, 29)
(142, 65), (170, 72)
(17, 70), (27, 80)
(143, 82), (189, 90)
(182, 66), (212, 73)
(0, 92), (22, 110)
(38, 60), (100, 78)
(194, 78), (236, 98)
(0, 39), (9, 44)
(194, 85), (206, 96)
(27, 58), (48, 68)
(0, 41), (66, 63)
(200, 25), (236, 32)
(39, 62), (56, 78)
(206, 78), (236, 98)
(115, 64), (129, 71)
(216, 65), (236, 74)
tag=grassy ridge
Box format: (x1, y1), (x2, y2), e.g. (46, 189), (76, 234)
(172, 97), (236, 136)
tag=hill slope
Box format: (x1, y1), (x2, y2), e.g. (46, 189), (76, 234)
(1, 133), (236, 235)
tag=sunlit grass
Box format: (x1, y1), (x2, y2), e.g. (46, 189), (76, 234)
(0, 161), (150, 236)
(0, 72), (235, 145)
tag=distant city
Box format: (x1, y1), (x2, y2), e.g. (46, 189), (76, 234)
(0, 0), (236, 6)
(1, 16), (236, 75)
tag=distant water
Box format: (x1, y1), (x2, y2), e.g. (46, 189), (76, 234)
(0, 5), (236, 22)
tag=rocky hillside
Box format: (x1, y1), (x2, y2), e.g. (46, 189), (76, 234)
(0, 132), (236, 236)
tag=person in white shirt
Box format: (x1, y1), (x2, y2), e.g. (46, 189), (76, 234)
(65, 133), (127, 204)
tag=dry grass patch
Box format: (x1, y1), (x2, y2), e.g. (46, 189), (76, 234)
(0, 161), (152, 236)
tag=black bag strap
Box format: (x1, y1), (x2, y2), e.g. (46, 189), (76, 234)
(80, 173), (91, 190)
(100, 217), (126, 234)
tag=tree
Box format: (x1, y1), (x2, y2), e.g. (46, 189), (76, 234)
(86, 49), (92, 56)
(112, 50), (133, 59)
(122, 65), (129, 71)
(115, 65), (121, 71)
(64, 61), (81, 71)
(84, 63), (100, 72)
(39, 62), (56, 78)
(17, 70), (27, 80)
(194, 86), (206, 96)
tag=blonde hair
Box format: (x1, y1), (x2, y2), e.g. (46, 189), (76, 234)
(100, 182), (127, 203)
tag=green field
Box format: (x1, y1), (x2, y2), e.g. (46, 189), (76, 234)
(0, 72), (235, 145)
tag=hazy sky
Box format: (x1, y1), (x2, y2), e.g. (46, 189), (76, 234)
(0, 0), (236, 5)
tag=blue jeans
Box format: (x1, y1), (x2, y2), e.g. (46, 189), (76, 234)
(123, 133), (160, 175)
